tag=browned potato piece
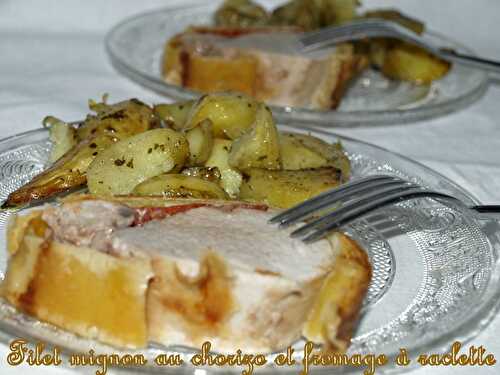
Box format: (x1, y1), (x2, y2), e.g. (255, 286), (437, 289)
(153, 101), (195, 130)
(365, 38), (391, 69)
(186, 93), (258, 139)
(77, 98), (158, 141)
(2, 135), (118, 209)
(382, 43), (451, 84)
(321, 0), (358, 25)
(87, 129), (189, 196)
(363, 9), (425, 34)
(239, 167), (342, 208)
(270, 0), (357, 30)
(228, 104), (281, 170)
(205, 139), (242, 198)
(45, 118), (77, 162)
(185, 119), (214, 166)
(279, 132), (326, 169)
(2, 99), (159, 209)
(214, 0), (269, 27)
(181, 166), (222, 183)
(279, 132), (350, 179)
(132, 174), (229, 200)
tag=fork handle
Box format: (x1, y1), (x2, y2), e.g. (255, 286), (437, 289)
(470, 205), (500, 218)
(439, 48), (500, 75)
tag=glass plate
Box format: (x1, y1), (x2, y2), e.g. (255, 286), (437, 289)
(105, 3), (489, 128)
(0, 128), (499, 374)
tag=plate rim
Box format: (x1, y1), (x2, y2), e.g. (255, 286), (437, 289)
(104, 3), (490, 128)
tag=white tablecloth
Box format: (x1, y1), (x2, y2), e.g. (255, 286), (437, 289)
(1, 0), (499, 374)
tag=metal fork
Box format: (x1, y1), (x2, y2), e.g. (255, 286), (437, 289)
(270, 175), (500, 243)
(299, 19), (500, 75)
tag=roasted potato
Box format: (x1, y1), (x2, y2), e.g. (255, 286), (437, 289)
(270, 0), (320, 30)
(382, 43), (451, 84)
(361, 10), (449, 83)
(185, 119), (214, 166)
(77, 98), (158, 141)
(87, 129), (189, 196)
(181, 166), (222, 183)
(279, 132), (327, 170)
(186, 93), (257, 139)
(214, 0), (269, 27)
(363, 9), (424, 34)
(279, 132), (350, 179)
(239, 167), (342, 208)
(320, 0), (358, 26)
(228, 104), (281, 170)
(205, 139), (242, 198)
(270, 0), (358, 30)
(153, 101), (195, 129)
(132, 174), (228, 200)
(5, 94), (355, 209)
(44, 117), (77, 162)
(365, 38), (390, 69)
(2, 135), (118, 208)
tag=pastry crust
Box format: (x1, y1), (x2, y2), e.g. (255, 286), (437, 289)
(1, 197), (371, 352)
(2, 216), (152, 348)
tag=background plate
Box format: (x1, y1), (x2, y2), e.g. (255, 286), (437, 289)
(0, 128), (499, 374)
(105, 3), (489, 128)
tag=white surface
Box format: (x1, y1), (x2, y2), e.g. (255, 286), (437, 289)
(1, 0), (500, 374)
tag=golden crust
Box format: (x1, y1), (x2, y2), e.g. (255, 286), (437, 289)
(6, 211), (43, 255)
(303, 232), (371, 351)
(2, 215), (153, 348)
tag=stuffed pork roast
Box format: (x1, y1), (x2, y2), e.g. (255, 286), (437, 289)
(2, 196), (371, 352)
(162, 27), (367, 110)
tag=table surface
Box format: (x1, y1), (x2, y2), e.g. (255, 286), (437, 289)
(1, 0), (499, 374)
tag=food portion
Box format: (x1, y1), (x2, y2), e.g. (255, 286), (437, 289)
(161, 0), (451, 108)
(2, 94), (349, 209)
(4, 99), (159, 208)
(2, 197), (371, 352)
(361, 10), (451, 84)
(163, 27), (366, 110)
(1, 94), (372, 353)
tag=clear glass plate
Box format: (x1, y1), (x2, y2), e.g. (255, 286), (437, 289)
(0, 128), (499, 374)
(105, 3), (489, 128)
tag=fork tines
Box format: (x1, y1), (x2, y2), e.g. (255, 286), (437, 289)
(270, 175), (458, 243)
(298, 18), (427, 53)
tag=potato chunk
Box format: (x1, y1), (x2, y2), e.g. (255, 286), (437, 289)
(239, 168), (342, 208)
(228, 104), (281, 170)
(132, 174), (228, 200)
(382, 43), (450, 84)
(45, 118), (77, 162)
(153, 101), (195, 129)
(205, 139), (243, 198)
(77, 98), (157, 141)
(279, 132), (351, 179)
(2, 135), (118, 209)
(363, 9), (425, 34)
(87, 129), (189, 196)
(185, 119), (214, 166)
(186, 93), (257, 139)
(181, 166), (221, 183)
